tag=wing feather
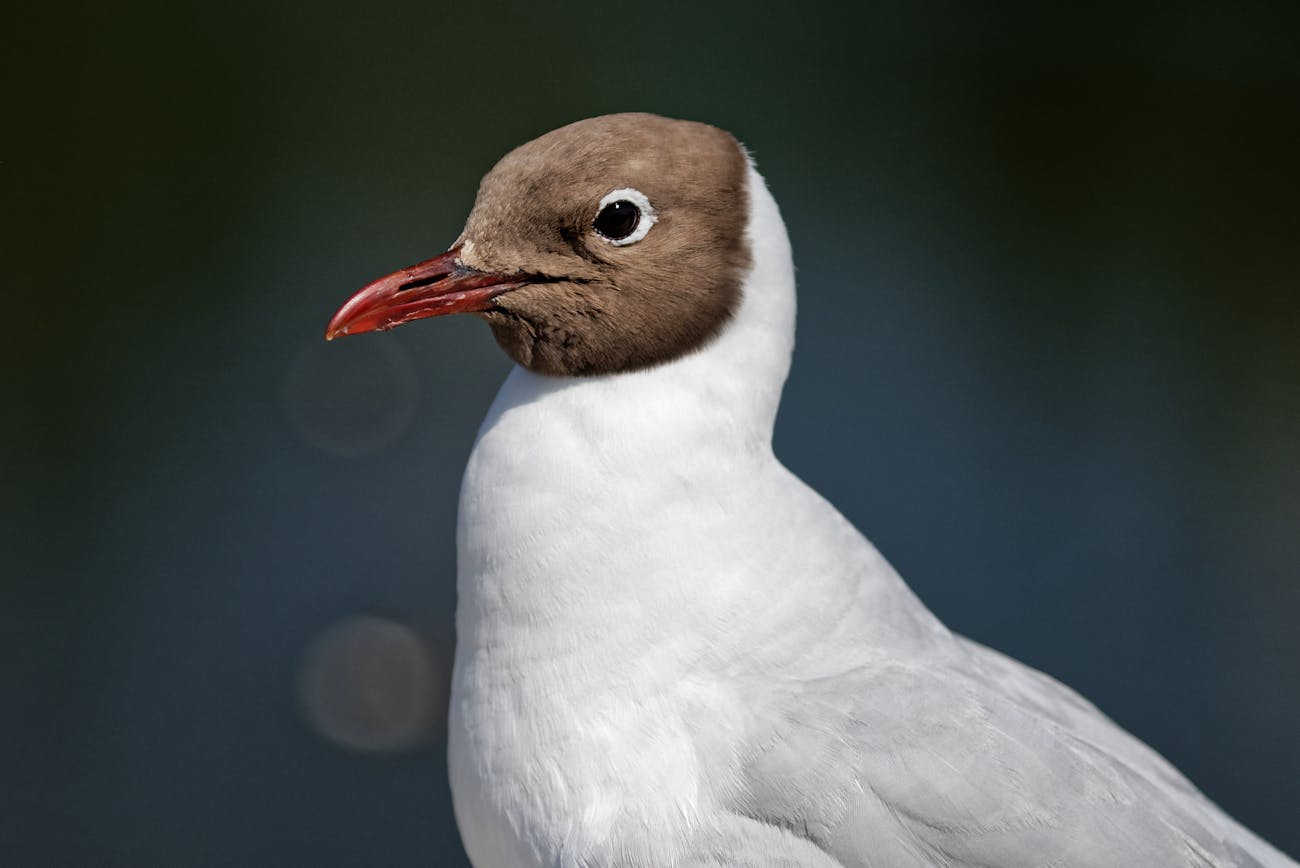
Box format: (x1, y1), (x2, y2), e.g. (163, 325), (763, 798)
(731, 638), (1293, 867)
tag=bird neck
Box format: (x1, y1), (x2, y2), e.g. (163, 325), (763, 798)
(454, 166), (801, 654)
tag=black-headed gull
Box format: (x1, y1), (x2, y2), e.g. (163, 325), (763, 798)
(327, 113), (1295, 868)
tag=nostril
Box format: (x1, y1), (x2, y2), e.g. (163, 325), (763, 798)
(397, 272), (451, 292)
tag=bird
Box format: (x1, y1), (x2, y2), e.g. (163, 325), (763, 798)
(326, 113), (1295, 868)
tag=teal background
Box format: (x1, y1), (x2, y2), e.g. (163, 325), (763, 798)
(5, 2), (1298, 865)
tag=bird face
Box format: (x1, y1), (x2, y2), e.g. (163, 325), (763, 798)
(326, 113), (752, 377)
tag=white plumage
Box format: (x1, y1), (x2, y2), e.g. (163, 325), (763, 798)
(444, 163), (1294, 867)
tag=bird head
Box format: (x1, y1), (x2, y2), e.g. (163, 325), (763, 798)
(326, 113), (753, 377)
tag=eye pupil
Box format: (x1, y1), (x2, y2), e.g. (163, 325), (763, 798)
(594, 200), (641, 241)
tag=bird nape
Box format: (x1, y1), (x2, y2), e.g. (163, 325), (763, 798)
(326, 113), (1296, 868)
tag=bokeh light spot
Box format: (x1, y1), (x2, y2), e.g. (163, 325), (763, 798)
(297, 615), (446, 753)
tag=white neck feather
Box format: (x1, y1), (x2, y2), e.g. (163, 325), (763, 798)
(454, 165), (797, 649)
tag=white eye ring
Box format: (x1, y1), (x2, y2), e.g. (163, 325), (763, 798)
(595, 188), (657, 246)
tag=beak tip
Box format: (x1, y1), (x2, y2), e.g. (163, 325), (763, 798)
(326, 244), (503, 342)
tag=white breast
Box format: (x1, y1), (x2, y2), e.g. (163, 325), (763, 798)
(446, 165), (945, 868)
(447, 164), (778, 866)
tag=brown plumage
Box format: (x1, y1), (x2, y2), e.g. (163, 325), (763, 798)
(456, 113), (752, 376)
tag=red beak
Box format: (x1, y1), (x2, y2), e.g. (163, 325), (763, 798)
(325, 245), (529, 340)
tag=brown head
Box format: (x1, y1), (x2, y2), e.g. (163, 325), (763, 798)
(326, 113), (752, 377)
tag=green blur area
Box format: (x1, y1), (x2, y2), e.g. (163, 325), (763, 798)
(4, 2), (1298, 866)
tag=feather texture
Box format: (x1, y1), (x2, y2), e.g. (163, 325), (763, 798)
(446, 162), (1295, 868)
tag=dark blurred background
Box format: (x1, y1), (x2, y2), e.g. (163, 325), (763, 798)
(4, 1), (1298, 865)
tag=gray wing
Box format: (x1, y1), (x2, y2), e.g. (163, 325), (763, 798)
(729, 636), (1295, 868)
(676, 816), (846, 868)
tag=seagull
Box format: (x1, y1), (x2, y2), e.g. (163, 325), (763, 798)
(326, 113), (1295, 868)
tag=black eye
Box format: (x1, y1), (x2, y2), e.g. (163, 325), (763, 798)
(593, 200), (641, 241)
